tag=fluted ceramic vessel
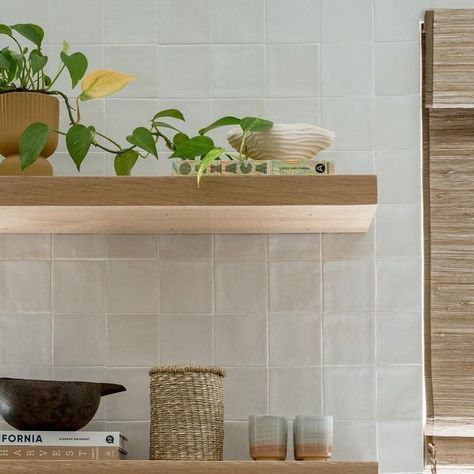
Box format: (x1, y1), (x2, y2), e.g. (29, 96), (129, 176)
(0, 92), (59, 175)
(227, 123), (335, 161)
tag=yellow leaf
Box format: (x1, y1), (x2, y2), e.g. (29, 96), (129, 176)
(80, 69), (136, 101)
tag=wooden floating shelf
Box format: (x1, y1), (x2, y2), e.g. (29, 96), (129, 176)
(0, 176), (377, 234)
(0, 460), (379, 473)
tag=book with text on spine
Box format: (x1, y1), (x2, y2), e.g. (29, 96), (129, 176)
(0, 445), (127, 460)
(0, 432), (127, 449)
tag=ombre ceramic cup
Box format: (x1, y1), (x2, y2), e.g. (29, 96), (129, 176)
(293, 415), (333, 461)
(249, 415), (288, 461)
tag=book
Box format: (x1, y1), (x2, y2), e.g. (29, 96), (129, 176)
(0, 431), (127, 449)
(0, 445), (127, 460)
(172, 158), (335, 176)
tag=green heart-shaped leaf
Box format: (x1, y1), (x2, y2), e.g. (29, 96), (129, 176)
(60, 51), (88, 88)
(240, 117), (273, 133)
(0, 25), (12, 37)
(126, 127), (158, 158)
(19, 122), (50, 170)
(114, 149), (139, 176)
(11, 24), (44, 48)
(197, 147), (225, 186)
(30, 49), (48, 74)
(66, 124), (93, 171)
(153, 109), (185, 121)
(199, 116), (241, 135)
(171, 135), (215, 159)
(173, 132), (189, 147)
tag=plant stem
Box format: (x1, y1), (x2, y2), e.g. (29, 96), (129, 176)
(94, 130), (122, 150)
(48, 64), (65, 89)
(49, 90), (76, 124)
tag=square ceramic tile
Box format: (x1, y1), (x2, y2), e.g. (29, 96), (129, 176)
(323, 259), (375, 312)
(106, 236), (158, 259)
(51, 0), (103, 44)
(224, 422), (250, 460)
(215, 261), (266, 314)
(375, 0), (427, 42)
(50, 152), (105, 177)
(1, 235), (51, 259)
(375, 96), (421, 150)
(106, 421), (150, 460)
(320, 0), (373, 42)
(321, 98), (373, 150)
(269, 313), (322, 367)
(378, 420), (424, 472)
(105, 99), (158, 148)
(1, 261), (51, 312)
(212, 0), (264, 43)
(376, 204), (422, 257)
(104, 45), (158, 98)
(0, 314), (51, 366)
(158, 0), (210, 44)
(375, 42), (421, 95)
(107, 260), (159, 313)
(53, 235), (105, 258)
(159, 314), (213, 365)
(107, 314), (159, 366)
(332, 420), (377, 461)
(269, 234), (320, 260)
(213, 45), (265, 98)
(158, 46), (211, 98)
(266, 99), (321, 124)
(377, 258), (422, 311)
(270, 368), (322, 418)
(214, 235), (266, 260)
(53, 260), (105, 313)
(215, 315), (267, 366)
(53, 314), (106, 366)
(324, 367), (376, 420)
(321, 43), (373, 97)
(322, 151), (375, 175)
(107, 368), (150, 421)
(224, 368), (267, 420)
(104, 0), (157, 43)
(0, 0), (49, 29)
(266, 0), (319, 43)
(376, 151), (421, 204)
(159, 235), (212, 260)
(160, 260), (212, 313)
(323, 223), (375, 258)
(377, 312), (422, 365)
(323, 313), (375, 365)
(269, 261), (321, 313)
(378, 366), (423, 420)
(267, 44), (320, 97)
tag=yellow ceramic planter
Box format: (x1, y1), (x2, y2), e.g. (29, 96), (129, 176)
(0, 92), (59, 176)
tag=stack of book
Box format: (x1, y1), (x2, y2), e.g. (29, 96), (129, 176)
(0, 431), (127, 460)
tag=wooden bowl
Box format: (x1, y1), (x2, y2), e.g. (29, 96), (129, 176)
(0, 378), (126, 431)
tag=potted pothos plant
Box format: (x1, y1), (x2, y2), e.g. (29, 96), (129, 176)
(0, 22), (273, 183)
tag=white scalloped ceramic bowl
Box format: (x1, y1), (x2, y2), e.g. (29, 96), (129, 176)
(227, 123), (335, 161)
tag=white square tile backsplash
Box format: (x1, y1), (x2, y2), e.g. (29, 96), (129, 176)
(1, 0), (425, 470)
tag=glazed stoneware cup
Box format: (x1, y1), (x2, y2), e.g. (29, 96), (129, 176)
(293, 415), (333, 461)
(249, 415), (287, 461)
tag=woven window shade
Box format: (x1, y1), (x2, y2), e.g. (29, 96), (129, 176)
(424, 9), (474, 467)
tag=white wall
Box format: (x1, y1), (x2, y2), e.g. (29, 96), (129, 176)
(1, 0), (461, 471)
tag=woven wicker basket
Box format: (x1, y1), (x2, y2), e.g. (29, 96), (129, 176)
(149, 365), (225, 461)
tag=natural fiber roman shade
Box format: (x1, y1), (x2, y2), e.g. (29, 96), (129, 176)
(423, 9), (474, 467)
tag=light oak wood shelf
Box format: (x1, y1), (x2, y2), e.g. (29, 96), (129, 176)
(0, 176), (377, 234)
(0, 460), (379, 473)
